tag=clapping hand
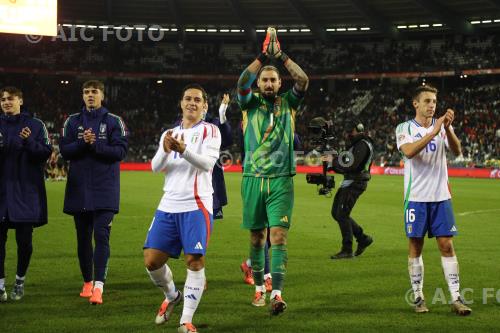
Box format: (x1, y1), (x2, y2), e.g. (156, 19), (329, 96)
(443, 108), (455, 128)
(83, 129), (96, 144)
(262, 27), (282, 59)
(221, 93), (230, 105)
(19, 127), (31, 140)
(164, 131), (186, 154)
(432, 115), (446, 136)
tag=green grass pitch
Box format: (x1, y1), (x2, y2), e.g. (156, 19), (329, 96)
(1, 172), (499, 332)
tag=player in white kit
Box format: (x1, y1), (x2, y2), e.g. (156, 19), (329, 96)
(396, 85), (471, 316)
(143, 84), (221, 333)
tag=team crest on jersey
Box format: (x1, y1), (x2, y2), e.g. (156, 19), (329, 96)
(99, 123), (107, 139)
(398, 134), (405, 141)
(191, 132), (200, 144)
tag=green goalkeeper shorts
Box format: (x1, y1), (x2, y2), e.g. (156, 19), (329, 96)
(241, 176), (294, 230)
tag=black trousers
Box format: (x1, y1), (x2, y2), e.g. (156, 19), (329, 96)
(0, 222), (34, 280)
(331, 181), (368, 252)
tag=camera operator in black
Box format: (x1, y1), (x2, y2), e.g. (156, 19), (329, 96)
(326, 121), (374, 259)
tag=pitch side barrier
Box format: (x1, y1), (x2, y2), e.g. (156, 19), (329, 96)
(120, 163), (500, 179)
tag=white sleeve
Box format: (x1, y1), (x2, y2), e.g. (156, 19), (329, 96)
(219, 103), (228, 124)
(181, 125), (221, 172)
(151, 131), (169, 172)
(396, 122), (413, 150)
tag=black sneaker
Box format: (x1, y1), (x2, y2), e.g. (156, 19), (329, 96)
(10, 283), (24, 301)
(355, 236), (373, 257)
(0, 288), (7, 302)
(330, 251), (354, 260)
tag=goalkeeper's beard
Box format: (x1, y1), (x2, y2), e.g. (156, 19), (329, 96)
(262, 90), (277, 100)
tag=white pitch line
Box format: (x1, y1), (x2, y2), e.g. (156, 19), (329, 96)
(457, 209), (500, 217)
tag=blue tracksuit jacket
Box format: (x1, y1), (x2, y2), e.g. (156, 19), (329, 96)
(0, 112), (52, 226)
(60, 107), (128, 214)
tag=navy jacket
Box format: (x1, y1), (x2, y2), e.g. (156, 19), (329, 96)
(205, 114), (232, 210)
(0, 112), (52, 226)
(60, 107), (128, 214)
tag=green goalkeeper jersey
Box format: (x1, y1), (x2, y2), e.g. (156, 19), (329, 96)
(240, 90), (301, 178)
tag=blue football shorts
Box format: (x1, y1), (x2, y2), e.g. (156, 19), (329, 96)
(404, 200), (457, 238)
(144, 208), (213, 257)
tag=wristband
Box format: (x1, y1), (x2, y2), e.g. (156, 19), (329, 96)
(279, 52), (290, 64)
(256, 53), (267, 64)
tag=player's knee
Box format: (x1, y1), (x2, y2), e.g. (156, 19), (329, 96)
(250, 229), (266, 247)
(143, 252), (163, 271)
(144, 259), (161, 271)
(270, 227), (287, 245)
(185, 254), (204, 271)
(438, 240), (454, 256)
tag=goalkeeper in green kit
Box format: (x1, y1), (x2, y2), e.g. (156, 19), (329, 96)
(237, 27), (309, 315)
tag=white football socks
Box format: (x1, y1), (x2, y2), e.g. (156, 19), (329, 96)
(15, 275), (25, 285)
(441, 256), (461, 302)
(408, 256), (424, 300)
(94, 281), (104, 292)
(180, 268), (205, 325)
(147, 264), (177, 301)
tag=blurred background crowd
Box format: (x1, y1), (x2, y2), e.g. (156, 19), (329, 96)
(1, 32), (498, 169)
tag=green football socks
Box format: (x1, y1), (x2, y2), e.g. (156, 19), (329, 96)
(271, 244), (287, 291)
(250, 245), (265, 286)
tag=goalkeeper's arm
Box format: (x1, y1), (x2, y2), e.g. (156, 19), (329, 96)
(237, 60), (261, 106)
(283, 57), (309, 94)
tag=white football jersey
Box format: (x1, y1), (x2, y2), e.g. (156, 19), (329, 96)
(152, 121), (221, 213)
(396, 118), (452, 202)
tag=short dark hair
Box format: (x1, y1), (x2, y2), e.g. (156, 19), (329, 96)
(257, 65), (280, 80)
(83, 80), (105, 92)
(413, 84), (438, 101)
(345, 120), (364, 133)
(0, 86), (23, 99)
(181, 83), (208, 102)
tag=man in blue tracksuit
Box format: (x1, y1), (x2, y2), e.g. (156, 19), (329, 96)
(0, 86), (52, 302)
(60, 80), (128, 305)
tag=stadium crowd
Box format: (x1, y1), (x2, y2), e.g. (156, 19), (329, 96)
(298, 79), (500, 168)
(1, 33), (500, 74)
(1, 74), (498, 168)
(1, 32), (499, 168)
